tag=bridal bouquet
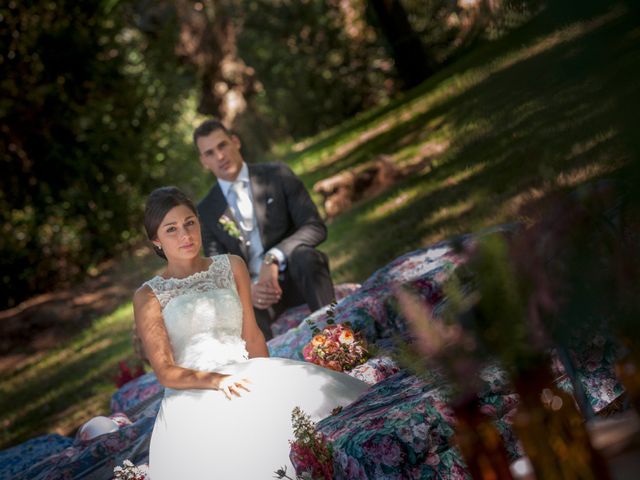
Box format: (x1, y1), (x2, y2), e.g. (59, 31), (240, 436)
(303, 301), (368, 372)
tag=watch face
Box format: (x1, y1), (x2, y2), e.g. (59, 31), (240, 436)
(264, 253), (278, 265)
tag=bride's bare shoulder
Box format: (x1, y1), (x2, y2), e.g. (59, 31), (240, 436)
(227, 255), (251, 282)
(227, 254), (248, 270)
(133, 283), (158, 309)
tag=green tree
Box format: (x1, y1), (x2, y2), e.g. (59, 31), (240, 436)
(0, 0), (197, 308)
(235, 0), (395, 140)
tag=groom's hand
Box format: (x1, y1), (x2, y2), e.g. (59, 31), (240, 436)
(252, 264), (282, 309)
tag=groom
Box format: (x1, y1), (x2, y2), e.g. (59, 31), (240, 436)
(194, 119), (335, 340)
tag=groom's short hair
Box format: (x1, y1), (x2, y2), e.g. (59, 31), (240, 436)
(193, 119), (235, 147)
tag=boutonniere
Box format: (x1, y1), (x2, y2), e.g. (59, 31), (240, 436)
(218, 214), (241, 239)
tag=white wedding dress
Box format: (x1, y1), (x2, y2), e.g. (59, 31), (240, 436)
(145, 255), (369, 480)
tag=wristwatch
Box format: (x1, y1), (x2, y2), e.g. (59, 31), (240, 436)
(263, 252), (279, 266)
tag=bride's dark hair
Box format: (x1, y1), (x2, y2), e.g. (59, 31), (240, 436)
(144, 186), (198, 259)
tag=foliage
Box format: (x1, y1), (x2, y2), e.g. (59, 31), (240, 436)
(235, 0), (395, 140)
(402, 0), (544, 65)
(450, 234), (543, 376)
(0, 0), (547, 309)
(394, 280), (483, 396)
(400, 179), (640, 388)
(509, 182), (640, 348)
(0, 0), (199, 308)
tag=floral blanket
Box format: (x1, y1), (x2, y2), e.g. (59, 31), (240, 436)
(0, 231), (624, 480)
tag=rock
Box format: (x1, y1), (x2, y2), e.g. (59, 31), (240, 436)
(313, 156), (399, 219)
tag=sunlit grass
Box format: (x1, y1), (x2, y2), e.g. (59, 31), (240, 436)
(0, 303), (141, 448)
(421, 198), (479, 230)
(289, 4), (628, 182)
(312, 1), (635, 284)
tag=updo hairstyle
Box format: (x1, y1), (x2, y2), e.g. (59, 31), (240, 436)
(143, 186), (198, 259)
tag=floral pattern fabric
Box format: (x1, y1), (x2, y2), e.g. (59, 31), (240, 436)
(346, 356), (401, 386)
(0, 231), (627, 479)
(271, 282), (362, 337)
(0, 434), (73, 480)
(313, 370), (471, 480)
(553, 332), (624, 414)
(6, 398), (160, 479)
(110, 372), (163, 415)
(268, 240), (466, 361)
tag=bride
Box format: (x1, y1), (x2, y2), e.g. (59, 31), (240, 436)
(134, 186), (369, 479)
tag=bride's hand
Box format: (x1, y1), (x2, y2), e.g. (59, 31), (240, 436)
(217, 375), (251, 400)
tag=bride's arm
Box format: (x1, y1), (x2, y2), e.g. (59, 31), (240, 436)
(133, 286), (232, 391)
(229, 255), (270, 358)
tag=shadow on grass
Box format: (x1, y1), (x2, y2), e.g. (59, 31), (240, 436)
(0, 306), (139, 449)
(288, 1), (630, 187)
(0, 246), (163, 372)
(322, 2), (638, 282)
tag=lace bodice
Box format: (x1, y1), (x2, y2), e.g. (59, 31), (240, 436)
(144, 255), (248, 373)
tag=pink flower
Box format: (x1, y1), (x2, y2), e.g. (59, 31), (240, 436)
(302, 343), (316, 362)
(114, 361), (145, 388)
(326, 360), (342, 371)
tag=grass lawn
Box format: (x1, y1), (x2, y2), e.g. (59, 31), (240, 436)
(2, 0), (638, 450)
(1, 305), (134, 446)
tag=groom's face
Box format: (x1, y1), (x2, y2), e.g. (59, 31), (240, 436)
(197, 129), (244, 182)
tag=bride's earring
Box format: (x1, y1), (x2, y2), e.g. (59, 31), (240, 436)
(154, 243), (162, 250)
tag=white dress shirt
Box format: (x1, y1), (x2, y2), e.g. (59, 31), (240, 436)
(218, 163), (285, 279)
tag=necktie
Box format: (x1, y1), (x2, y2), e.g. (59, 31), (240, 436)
(230, 180), (254, 231)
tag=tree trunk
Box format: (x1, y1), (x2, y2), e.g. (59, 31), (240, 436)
(171, 0), (271, 159)
(368, 0), (432, 89)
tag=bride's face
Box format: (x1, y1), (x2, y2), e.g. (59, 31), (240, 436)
(154, 204), (201, 260)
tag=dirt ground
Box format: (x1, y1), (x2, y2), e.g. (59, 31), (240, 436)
(0, 245), (163, 376)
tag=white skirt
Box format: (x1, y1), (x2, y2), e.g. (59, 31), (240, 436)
(149, 357), (369, 480)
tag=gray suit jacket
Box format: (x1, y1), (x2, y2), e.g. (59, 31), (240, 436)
(197, 162), (327, 262)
